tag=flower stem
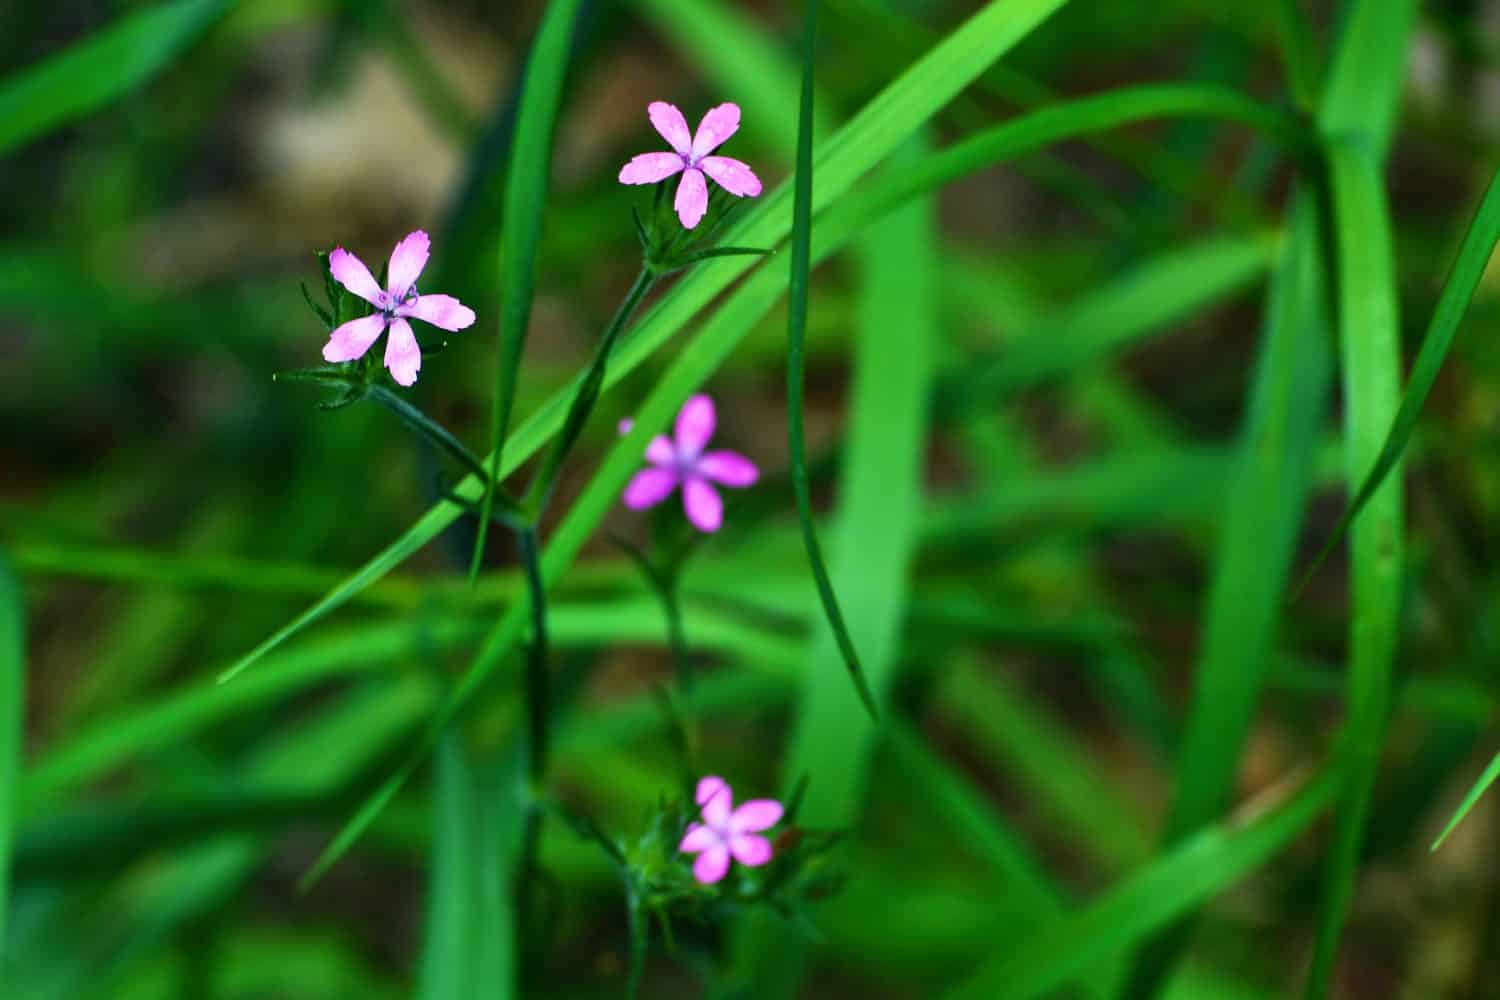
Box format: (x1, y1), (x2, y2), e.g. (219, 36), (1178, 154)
(524, 267), (656, 513)
(366, 385), (523, 524)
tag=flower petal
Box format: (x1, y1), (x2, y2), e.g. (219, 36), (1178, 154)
(618, 418), (635, 435)
(645, 434), (675, 466)
(623, 467), (678, 509)
(730, 799), (784, 834)
(387, 230), (430, 295)
(698, 450), (758, 487)
(322, 312), (387, 363)
(699, 155), (762, 198)
(696, 775), (728, 807)
(328, 247), (383, 305)
(383, 317), (422, 386)
(674, 167), (709, 230)
(648, 101), (692, 156)
(401, 293), (475, 331)
(700, 779), (733, 827)
(674, 394), (716, 457)
(692, 845), (731, 884)
(728, 833), (773, 867)
(678, 822), (717, 854)
(691, 103), (741, 159)
(619, 151), (685, 185)
(682, 477), (723, 533)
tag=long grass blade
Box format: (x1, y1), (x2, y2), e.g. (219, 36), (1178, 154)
(471, 0), (586, 577)
(1121, 189), (1333, 995)
(949, 763), (1345, 1000)
(0, 0), (234, 156)
(786, 0), (878, 719)
(1304, 0), (1419, 986)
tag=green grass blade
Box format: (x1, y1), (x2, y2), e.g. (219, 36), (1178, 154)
(1120, 189), (1333, 995)
(1431, 749), (1500, 850)
(1303, 1), (1419, 988)
(416, 735), (516, 1000)
(0, 0), (234, 157)
(471, 0), (586, 577)
(0, 551), (24, 950)
(948, 763), (1345, 1000)
(1297, 167), (1500, 592)
(787, 0), (878, 720)
(1304, 142), (1408, 997)
(216, 0), (1078, 689)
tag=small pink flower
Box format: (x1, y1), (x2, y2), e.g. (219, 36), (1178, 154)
(618, 101), (763, 230)
(321, 230), (476, 387)
(678, 775), (784, 884)
(622, 394), (758, 533)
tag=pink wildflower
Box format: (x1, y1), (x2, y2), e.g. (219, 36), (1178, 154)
(618, 102), (763, 230)
(678, 775), (784, 884)
(622, 394), (758, 533)
(321, 230), (476, 387)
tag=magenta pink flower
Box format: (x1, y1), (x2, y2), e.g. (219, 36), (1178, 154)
(321, 230), (476, 387)
(622, 394), (758, 533)
(678, 775), (784, 884)
(618, 101), (763, 230)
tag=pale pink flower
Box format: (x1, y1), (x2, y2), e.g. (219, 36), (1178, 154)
(622, 394), (758, 533)
(618, 101), (763, 230)
(321, 230), (476, 387)
(678, 775), (784, 884)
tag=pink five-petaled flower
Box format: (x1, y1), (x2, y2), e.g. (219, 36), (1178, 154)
(622, 394), (758, 533)
(321, 230), (476, 387)
(618, 101), (763, 230)
(678, 776), (784, 885)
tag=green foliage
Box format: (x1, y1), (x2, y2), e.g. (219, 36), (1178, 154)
(6, 0), (1498, 996)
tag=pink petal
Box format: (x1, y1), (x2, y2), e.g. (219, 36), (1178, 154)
(700, 780), (733, 827)
(674, 394), (716, 457)
(328, 247), (383, 305)
(619, 151), (686, 185)
(648, 101), (692, 156)
(730, 800), (784, 834)
(697, 451), (758, 487)
(322, 312), (387, 363)
(401, 293), (475, 331)
(645, 434), (675, 466)
(678, 822), (717, 854)
(728, 834), (773, 867)
(623, 467), (678, 509)
(691, 103), (741, 159)
(692, 845), (731, 884)
(683, 477), (723, 533)
(674, 167), (709, 230)
(696, 775), (728, 807)
(383, 317), (422, 387)
(387, 230), (430, 295)
(618, 418), (635, 435)
(699, 156), (762, 198)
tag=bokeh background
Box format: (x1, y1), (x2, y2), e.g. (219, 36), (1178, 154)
(3, 0), (1500, 997)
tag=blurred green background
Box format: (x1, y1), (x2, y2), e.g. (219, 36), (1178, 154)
(3, 0), (1499, 997)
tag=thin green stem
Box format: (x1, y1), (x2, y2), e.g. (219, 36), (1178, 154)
(366, 386), (490, 485)
(524, 268), (656, 514)
(788, 0), (879, 720)
(1273, 0), (1322, 112)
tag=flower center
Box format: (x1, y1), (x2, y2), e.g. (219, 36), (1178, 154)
(382, 286), (419, 318)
